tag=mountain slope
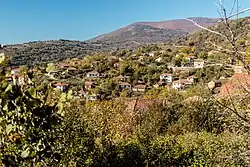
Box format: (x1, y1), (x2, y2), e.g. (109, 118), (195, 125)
(88, 24), (187, 48)
(177, 17), (250, 48)
(136, 17), (220, 33)
(88, 17), (220, 47)
(2, 40), (111, 66)
(1, 17), (222, 66)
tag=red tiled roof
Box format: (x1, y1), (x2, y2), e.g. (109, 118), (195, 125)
(137, 80), (145, 84)
(119, 82), (131, 86)
(187, 75), (196, 79)
(123, 98), (168, 113)
(53, 82), (69, 87)
(116, 75), (125, 79)
(67, 67), (77, 70)
(78, 90), (87, 95)
(220, 73), (250, 97)
(160, 73), (172, 76)
(157, 80), (165, 85)
(194, 59), (205, 62)
(87, 71), (99, 74)
(85, 81), (94, 85)
(116, 75), (129, 79)
(134, 84), (147, 89)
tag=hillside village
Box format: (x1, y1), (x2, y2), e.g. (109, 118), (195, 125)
(3, 40), (248, 103)
(3, 2), (250, 165)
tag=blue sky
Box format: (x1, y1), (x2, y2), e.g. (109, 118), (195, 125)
(1, 0), (250, 44)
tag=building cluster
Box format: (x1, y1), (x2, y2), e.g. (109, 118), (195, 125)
(4, 47), (249, 102)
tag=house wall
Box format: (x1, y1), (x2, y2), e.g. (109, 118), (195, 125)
(160, 76), (172, 83)
(120, 85), (131, 89)
(56, 85), (68, 92)
(194, 62), (204, 69)
(172, 83), (185, 90)
(87, 73), (100, 78)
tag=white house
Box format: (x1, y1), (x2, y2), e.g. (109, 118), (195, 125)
(194, 59), (205, 69)
(187, 75), (197, 84)
(132, 84), (147, 92)
(87, 94), (99, 101)
(149, 52), (155, 57)
(119, 82), (132, 90)
(11, 68), (20, 76)
(160, 74), (173, 83)
(52, 82), (69, 92)
(86, 71), (100, 78)
(233, 66), (244, 74)
(155, 57), (163, 63)
(172, 79), (187, 90)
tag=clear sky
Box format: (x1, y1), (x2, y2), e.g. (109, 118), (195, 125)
(1, 0), (250, 44)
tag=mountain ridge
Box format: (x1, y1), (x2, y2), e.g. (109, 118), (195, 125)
(87, 17), (220, 44)
(0, 17), (223, 66)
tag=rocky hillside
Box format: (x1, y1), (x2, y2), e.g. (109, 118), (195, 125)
(1, 40), (111, 66)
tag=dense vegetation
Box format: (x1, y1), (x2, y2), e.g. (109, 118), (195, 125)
(1, 49), (250, 166)
(1, 17), (250, 167)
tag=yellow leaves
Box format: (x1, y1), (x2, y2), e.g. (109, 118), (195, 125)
(246, 46), (250, 64)
(191, 47), (196, 53)
(28, 87), (36, 98)
(0, 53), (5, 64)
(5, 84), (12, 93)
(8, 133), (22, 143)
(46, 63), (56, 73)
(21, 147), (30, 158)
(6, 125), (15, 135)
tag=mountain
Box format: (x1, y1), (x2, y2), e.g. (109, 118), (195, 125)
(135, 17), (221, 33)
(1, 17), (221, 66)
(88, 24), (187, 49)
(87, 17), (220, 48)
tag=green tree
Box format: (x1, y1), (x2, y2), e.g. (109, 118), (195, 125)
(46, 63), (56, 73)
(0, 79), (63, 166)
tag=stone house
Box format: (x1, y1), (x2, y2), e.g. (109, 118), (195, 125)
(52, 82), (69, 92)
(85, 81), (95, 90)
(86, 71), (100, 78)
(86, 94), (99, 101)
(160, 73), (173, 83)
(116, 75), (129, 82)
(118, 82), (132, 90)
(172, 79), (188, 90)
(133, 84), (147, 92)
(187, 75), (198, 84)
(194, 59), (205, 69)
(153, 80), (166, 88)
